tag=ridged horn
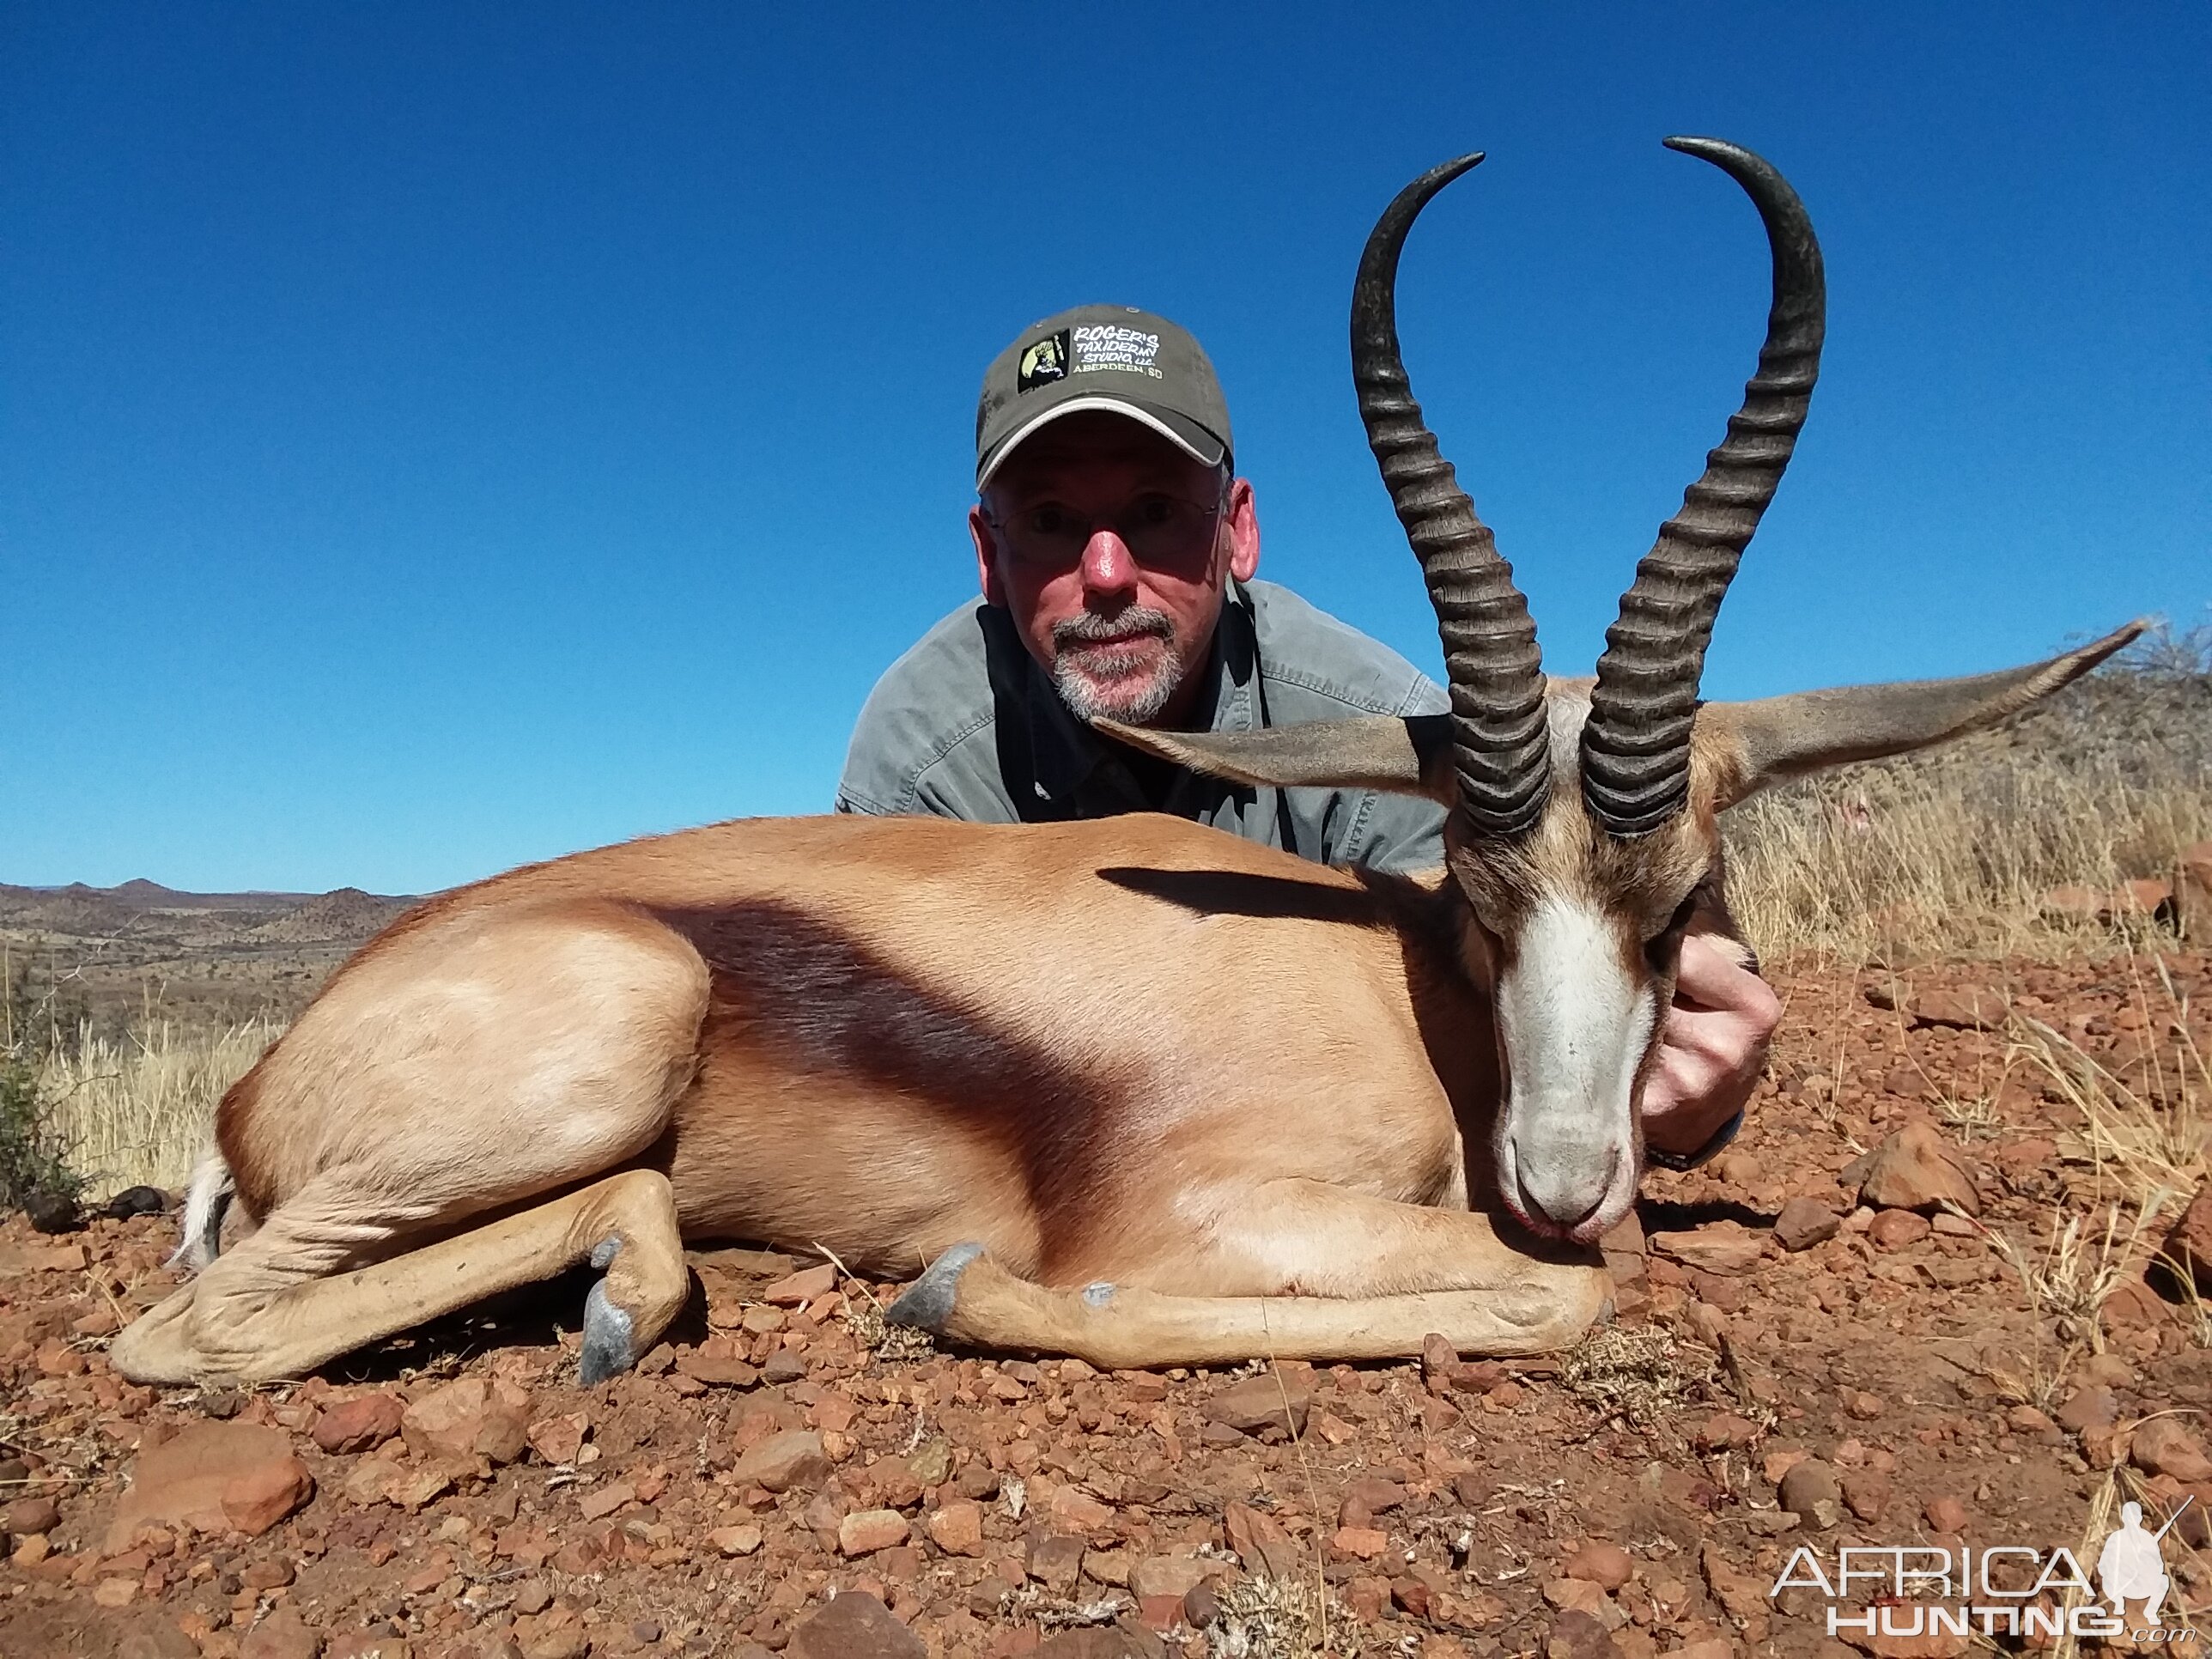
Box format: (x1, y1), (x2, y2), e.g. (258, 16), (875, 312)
(1352, 153), (1549, 839)
(1582, 137), (1826, 836)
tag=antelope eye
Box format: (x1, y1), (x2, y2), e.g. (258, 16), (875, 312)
(1643, 894), (1700, 972)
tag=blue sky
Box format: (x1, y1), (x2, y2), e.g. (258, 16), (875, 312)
(3, 4), (2205, 894)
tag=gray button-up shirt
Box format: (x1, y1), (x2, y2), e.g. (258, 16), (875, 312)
(836, 578), (1450, 873)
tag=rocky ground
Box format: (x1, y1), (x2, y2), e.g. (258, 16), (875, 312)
(5, 951), (2212, 1659)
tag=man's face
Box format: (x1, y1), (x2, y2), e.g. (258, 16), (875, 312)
(972, 411), (1260, 728)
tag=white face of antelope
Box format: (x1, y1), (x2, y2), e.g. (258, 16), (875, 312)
(1455, 695), (1717, 1245)
(1492, 892), (1659, 1240)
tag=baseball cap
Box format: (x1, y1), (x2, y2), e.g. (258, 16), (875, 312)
(975, 304), (1233, 489)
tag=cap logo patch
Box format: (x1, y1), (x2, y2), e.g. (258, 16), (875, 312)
(1017, 331), (1070, 392)
(1072, 323), (1164, 380)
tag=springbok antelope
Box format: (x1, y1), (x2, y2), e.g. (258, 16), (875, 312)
(113, 137), (2137, 1387)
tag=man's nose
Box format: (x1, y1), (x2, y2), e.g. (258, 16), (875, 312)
(1077, 530), (1139, 596)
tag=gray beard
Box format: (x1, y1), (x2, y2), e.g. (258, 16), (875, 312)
(1049, 607), (1180, 725)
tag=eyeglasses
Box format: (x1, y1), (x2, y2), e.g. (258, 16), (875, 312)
(983, 489), (1230, 569)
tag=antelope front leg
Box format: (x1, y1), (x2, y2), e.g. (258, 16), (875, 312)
(886, 1181), (1612, 1368)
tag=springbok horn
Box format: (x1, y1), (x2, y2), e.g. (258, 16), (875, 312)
(1581, 137), (1826, 836)
(1352, 154), (1550, 839)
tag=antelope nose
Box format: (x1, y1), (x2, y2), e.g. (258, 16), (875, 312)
(1510, 1139), (1619, 1237)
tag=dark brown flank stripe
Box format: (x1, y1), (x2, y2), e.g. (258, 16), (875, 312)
(653, 902), (1115, 1268)
(215, 1066), (276, 1219)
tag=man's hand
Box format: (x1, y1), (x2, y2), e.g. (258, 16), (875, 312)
(1643, 929), (1781, 1161)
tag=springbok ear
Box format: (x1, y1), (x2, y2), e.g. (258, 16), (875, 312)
(1091, 714), (1457, 803)
(1700, 621), (2146, 809)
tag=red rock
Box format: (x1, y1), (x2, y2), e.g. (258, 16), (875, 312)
(1564, 1540), (1633, 1590)
(1043, 1482), (1115, 1534)
(675, 1351), (760, 1388)
(730, 1429), (831, 1492)
(708, 1522), (763, 1556)
(106, 1422), (313, 1551)
(787, 1590), (925, 1659)
(577, 1480), (636, 1522)
(1774, 1197), (1841, 1252)
(1128, 1554), (1214, 1600)
(241, 1559), (295, 1590)
(2103, 1276), (2175, 1330)
(1027, 1533), (1087, 1589)
(1907, 987), (2011, 1031)
(2159, 1181), (2212, 1291)
(1036, 1630), (1162, 1657)
(401, 1376), (531, 1468)
(1868, 1209), (1932, 1249)
(1203, 1364), (1315, 1435)
(1650, 1222), (1766, 1276)
(927, 1500), (985, 1556)
(1842, 1468), (1891, 1522)
(839, 1508), (911, 1556)
(2, 1496), (59, 1534)
(1924, 1495), (1970, 1534)
(311, 1393), (403, 1455)
(1853, 1123), (1980, 1215)
(1329, 1526), (1390, 1561)
(2055, 1386), (2119, 1433)
(1779, 1459), (1844, 1530)
(526, 1411), (589, 1465)
(120, 1626), (202, 1659)
(1693, 1413), (1759, 1451)
(1136, 1595), (1188, 1634)
(764, 1263), (840, 1305)
(1543, 1608), (1619, 1659)
(1841, 1389), (1887, 1420)
(222, 1454), (314, 1536)
(240, 1607), (323, 1659)
(2132, 1418), (2212, 1482)
(1422, 1333), (1459, 1392)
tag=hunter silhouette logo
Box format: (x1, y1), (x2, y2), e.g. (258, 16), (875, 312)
(1017, 331), (1068, 392)
(2099, 1499), (2188, 1625)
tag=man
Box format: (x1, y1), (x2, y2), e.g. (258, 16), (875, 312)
(838, 305), (1775, 1170)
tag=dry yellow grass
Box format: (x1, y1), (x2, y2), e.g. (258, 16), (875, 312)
(1726, 635), (2211, 964)
(40, 1019), (278, 1200)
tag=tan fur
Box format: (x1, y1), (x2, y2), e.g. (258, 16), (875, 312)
(112, 811), (1607, 1384)
(111, 623), (2136, 1386)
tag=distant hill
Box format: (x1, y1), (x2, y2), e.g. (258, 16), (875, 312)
(0, 879), (425, 1040)
(0, 879), (418, 952)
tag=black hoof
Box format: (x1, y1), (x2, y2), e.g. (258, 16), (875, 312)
(886, 1242), (984, 1334)
(578, 1280), (636, 1386)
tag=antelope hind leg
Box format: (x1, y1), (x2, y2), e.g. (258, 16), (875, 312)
(110, 1169), (689, 1386)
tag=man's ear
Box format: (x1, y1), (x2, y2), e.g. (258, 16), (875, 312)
(1698, 621), (2145, 809)
(970, 504), (1007, 606)
(1225, 476), (1260, 584)
(1094, 713), (1456, 802)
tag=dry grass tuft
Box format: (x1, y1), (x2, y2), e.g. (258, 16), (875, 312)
(1203, 1573), (1335, 1657)
(1972, 953), (2212, 1371)
(40, 1018), (278, 1201)
(1559, 1325), (1720, 1431)
(1979, 1196), (2176, 1352)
